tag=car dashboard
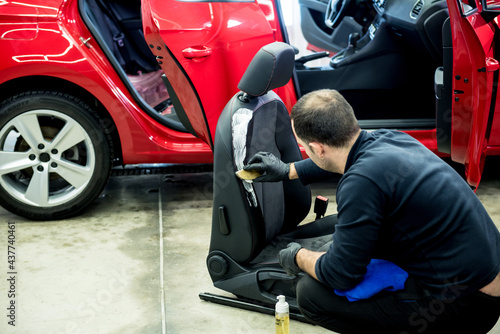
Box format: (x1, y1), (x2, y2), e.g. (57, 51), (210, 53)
(369, 0), (449, 61)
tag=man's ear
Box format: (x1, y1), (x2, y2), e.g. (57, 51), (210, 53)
(308, 142), (325, 158)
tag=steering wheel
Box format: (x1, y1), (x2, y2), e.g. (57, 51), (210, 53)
(324, 0), (351, 29)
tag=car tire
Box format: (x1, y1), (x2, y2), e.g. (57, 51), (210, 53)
(0, 91), (112, 220)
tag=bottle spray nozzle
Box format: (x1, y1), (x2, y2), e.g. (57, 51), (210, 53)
(275, 295), (289, 314)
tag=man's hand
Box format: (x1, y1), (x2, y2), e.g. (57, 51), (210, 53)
(243, 152), (290, 182)
(279, 242), (302, 276)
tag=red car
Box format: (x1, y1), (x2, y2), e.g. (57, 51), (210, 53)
(0, 0), (498, 220)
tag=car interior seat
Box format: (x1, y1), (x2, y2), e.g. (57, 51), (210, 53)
(84, 0), (158, 75)
(199, 42), (336, 320)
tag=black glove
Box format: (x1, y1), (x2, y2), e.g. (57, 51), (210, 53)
(279, 242), (302, 276)
(243, 152), (290, 182)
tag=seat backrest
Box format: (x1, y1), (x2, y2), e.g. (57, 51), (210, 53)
(84, 0), (158, 74)
(209, 43), (311, 264)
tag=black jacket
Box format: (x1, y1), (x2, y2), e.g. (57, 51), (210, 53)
(295, 130), (500, 298)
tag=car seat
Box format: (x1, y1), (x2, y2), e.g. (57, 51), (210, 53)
(199, 42), (335, 320)
(84, 0), (158, 75)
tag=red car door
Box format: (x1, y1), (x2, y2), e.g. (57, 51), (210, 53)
(141, 0), (288, 148)
(447, 0), (499, 188)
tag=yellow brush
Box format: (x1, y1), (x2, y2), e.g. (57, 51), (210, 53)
(235, 169), (262, 180)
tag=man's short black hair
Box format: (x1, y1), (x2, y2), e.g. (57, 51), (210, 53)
(291, 89), (360, 148)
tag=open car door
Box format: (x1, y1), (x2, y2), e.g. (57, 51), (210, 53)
(447, 0), (499, 188)
(141, 0), (293, 149)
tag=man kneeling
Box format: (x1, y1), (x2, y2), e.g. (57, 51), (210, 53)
(244, 89), (500, 333)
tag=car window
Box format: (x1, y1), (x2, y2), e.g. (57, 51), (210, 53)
(458, 0), (477, 15)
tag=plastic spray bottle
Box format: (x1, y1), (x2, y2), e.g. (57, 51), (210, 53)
(275, 295), (289, 334)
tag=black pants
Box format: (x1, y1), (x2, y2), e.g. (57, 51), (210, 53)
(297, 275), (500, 334)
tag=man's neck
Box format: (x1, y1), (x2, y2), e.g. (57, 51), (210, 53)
(326, 130), (361, 174)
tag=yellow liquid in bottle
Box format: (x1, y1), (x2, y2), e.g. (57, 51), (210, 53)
(275, 313), (289, 334)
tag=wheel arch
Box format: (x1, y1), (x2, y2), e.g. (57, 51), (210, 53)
(0, 75), (123, 165)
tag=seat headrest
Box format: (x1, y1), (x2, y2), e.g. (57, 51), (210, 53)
(237, 42), (295, 97)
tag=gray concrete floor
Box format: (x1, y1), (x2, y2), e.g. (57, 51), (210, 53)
(2, 157), (500, 333)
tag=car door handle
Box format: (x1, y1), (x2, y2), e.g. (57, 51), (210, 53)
(182, 46), (212, 59)
(478, 58), (500, 73)
(486, 57), (499, 72)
